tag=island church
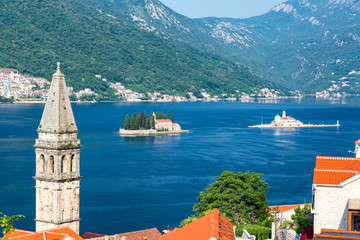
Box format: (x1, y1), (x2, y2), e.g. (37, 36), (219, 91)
(34, 62), (81, 233)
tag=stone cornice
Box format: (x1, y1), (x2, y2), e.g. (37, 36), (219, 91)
(33, 176), (82, 183)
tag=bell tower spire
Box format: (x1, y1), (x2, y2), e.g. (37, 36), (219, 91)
(34, 62), (81, 233)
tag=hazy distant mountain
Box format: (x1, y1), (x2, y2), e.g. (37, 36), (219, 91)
(85, 0), (360, 93)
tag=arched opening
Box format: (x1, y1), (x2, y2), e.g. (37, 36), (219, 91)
(61, 155), (65, 173)
(70, 154), (74, 172)
(50, 156), (54, 173)
(40, 154), (45, 172)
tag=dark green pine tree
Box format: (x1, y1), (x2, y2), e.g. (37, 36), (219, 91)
(150, 111), (154, 129)
(145, 119), (150, 129)
(171, 113), (174, 123)
(141, 111), (147, 128)
(151, 115), (155, 129)
(130, 112), (137, 130)
(167, 111), (170, 119)
(124, 114), (130, 130)
(156, 111), (160, 119)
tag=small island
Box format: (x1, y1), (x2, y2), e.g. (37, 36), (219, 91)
(119, 110), (189, 136)
(248, 110), (340, 128)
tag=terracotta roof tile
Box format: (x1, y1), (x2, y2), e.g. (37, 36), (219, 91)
(156, 119), (172, 123)
(87, 228), (161, 240)
(270, 204), (303, 213)
(82, 232), (105, 239)
(313, 156), (360, 185)
(160, 208), (235, 240)
(5, 226), (83, 240)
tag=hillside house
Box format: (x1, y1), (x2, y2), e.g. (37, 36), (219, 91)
(270, 204), (305, 239)
(312, 140), (360, 234)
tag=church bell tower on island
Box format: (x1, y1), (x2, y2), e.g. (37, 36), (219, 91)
(34, 62), (81, 233)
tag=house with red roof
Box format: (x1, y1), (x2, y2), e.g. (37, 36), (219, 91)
(160, 208), (235, 240)
(270, 204), (305, 239)
(5, 226), (83, 240)
(155, 119), (181, 131)
(312, 140), (360, 234)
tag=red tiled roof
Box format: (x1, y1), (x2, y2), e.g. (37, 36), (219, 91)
(355, 140), (360, 144)
(5, 227), (83, 240)
(270, 204), (303, 213)
(156, 119), (172, 123)
(313, 156), (360, 185)
(280, 116), (295, 120)
(82, 232), (105, 239)
(314, 229), (360, 240)
(160, 208), (235, 240)
(86, 228), (161, 240)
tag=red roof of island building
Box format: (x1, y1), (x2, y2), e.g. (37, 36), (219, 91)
(160, 208), (235, 240)
(313, 156), (360, 185)
(355, 139), (360, 144)
(5, 226), (83, 240)
(156, 119), (172, 123)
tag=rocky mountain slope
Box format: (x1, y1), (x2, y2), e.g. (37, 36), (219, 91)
(84, 0), (360, 93)
(0, 0), (280, 100)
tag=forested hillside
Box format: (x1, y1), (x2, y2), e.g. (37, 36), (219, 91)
(0, 0), (280, 100)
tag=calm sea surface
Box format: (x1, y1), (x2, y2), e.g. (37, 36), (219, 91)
(1, 97), (360, 234)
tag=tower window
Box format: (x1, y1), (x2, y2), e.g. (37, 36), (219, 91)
(40, 154), (45, 173)
(50, 156), (54, 173)
(70, 154), (74, 172)
(61, 155), (65, 173)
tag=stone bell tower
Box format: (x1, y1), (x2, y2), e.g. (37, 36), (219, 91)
(34, 62), (81, 233)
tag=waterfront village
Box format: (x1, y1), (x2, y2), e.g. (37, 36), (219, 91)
(4, 64), (360, 240)
(0, 68), (294, 102)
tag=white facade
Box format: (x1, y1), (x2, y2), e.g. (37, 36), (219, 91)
(312, 175), (360, 234)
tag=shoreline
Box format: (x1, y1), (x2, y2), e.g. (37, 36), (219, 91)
(248, 123), (340, 129)
(118, 129), (190, 136)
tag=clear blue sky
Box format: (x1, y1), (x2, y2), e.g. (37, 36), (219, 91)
(158, 0), (286, 19)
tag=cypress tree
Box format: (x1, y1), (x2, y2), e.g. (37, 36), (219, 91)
(141, 111), (147, 128)
(171, 113), (174, 123)
(156, 111), (159, 119)
(145, 119), (150, 129)
(124, 114), (130, 130)
(167, 111), (170, 119)
(130, 112), (137, 130)
(151, 115), (155, 129)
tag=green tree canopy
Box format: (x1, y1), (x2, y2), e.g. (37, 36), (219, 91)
(130, 112), (137, 130)
(193, 170), (270, 224)
(124, 114), (130, 130)
(0, 212), (24, 238)
(291, 204), (312, 234)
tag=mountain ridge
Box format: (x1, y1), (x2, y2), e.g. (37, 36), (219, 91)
(0, 0), (281, 100)
(91, 0), (360, 93)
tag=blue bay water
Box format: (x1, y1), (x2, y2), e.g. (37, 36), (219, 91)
(1, 97), (360, 235)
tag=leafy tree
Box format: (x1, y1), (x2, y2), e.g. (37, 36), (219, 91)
(130, 112), (137, 130)
(69, 94), (78, 101)
(0, 212), (24, 238)
(193, 170), (269, 224)
(123, 114), (130, 130)
(291, 204), (312, 234)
